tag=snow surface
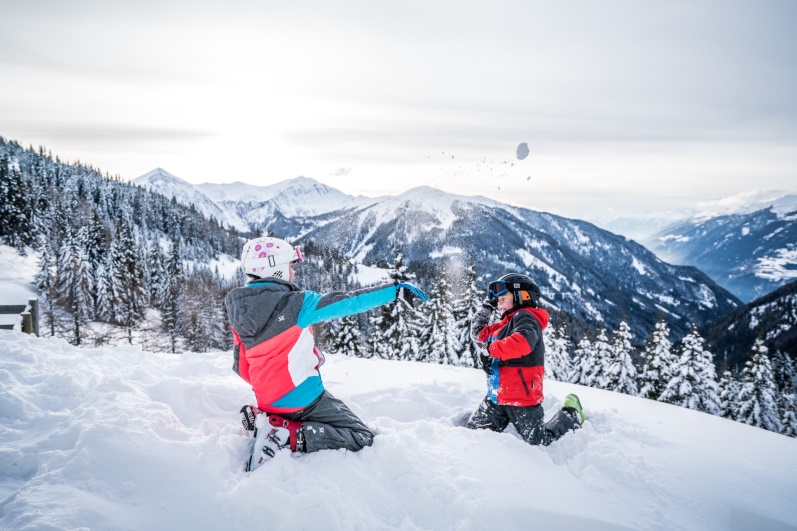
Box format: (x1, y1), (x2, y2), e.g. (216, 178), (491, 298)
(1, 333), (795, 531)
(0, 247), (37, 327)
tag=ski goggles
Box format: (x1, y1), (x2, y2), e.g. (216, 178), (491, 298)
(488, 280), (509, 299)
(265, 245), (303, 266)
(291, 245), (304, 265)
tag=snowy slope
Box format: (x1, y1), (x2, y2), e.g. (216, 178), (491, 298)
(1, 333), (795, 531)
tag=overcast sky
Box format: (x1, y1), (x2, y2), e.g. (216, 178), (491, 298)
(2, 0), (796, 220)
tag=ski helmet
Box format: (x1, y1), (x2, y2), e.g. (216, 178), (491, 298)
(488, 273), (541, 308)
(241, 236), (303, 280)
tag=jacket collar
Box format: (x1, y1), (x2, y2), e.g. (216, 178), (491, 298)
(499, 306), (550, 330)
(245, 277), (300, 291)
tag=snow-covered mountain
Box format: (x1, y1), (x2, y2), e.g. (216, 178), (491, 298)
(131, 171), (740, 341)
(1, 332), (795, 530)
(133, 168), (250, 231)
(295, 186), (739, 341)
(588, 191), (797, 243)
(701, 279), (797, 369)
(132, 170), (375, 232)
(645, 194), (797, 302)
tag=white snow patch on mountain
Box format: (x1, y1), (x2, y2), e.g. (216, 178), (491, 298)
(755, 247), (797, 281)
(631, 256), (648, 275)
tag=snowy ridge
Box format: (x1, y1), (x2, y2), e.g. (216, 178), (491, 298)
(197, 176), (375, 218)
(1, 332), (795, 530)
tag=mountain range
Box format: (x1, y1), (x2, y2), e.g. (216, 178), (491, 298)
(645, 194), (797, 302)
(133, 169), (740, 342)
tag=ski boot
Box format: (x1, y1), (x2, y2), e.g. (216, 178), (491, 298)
(268, 414), (305, 453)
(562, 394), (585, 425)
(246, 414), (305, 472)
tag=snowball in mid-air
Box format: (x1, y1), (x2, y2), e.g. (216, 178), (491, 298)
(516, 142), (530, 160)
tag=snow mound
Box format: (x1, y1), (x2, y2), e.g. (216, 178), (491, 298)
(0, 333), (795, 530)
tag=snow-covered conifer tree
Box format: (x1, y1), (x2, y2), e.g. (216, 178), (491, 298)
(545, 323), (572, 382)
(94, 260), (114, 323)
(419, 263), (460, 365)
(147, 243), (166, 306)
(781, 395), (797, 438)
(161, 239), (184, 353)
(329, 314), (364, 358)
(589, 329), (613, 389)
(109, 224), (147, 343)
(571, 337), (596, 386)
(660, 326), (720, 414)
(770, 350), (797, 437)
(605, 320), (638, 395)
(34, 233), (57, 337)
(56, 229), (94, 345)
(377, 248), (420, 361)
(718, 369), (741, 421)
(737, 339), (782, 433)
(638, 317), (675, 401)
(0, 154), (33, 249)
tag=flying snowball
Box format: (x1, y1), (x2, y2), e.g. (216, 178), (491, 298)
(516, 142), (530, 160)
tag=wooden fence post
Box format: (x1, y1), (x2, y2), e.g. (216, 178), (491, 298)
(28, 298), (39, 337)
(21, 311), (32, 335)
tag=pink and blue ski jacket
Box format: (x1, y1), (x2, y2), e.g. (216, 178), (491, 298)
(225, 278), (397, 414)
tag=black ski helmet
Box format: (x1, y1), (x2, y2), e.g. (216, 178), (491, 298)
(488, 273), (541, 308)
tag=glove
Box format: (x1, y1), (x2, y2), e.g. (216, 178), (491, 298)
(479, 352), (494, 375)
(395, 281), (430, 309)
(482, 297), (497, 311)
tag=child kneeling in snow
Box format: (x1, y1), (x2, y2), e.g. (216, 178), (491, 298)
(467, 273), (584, 445)
(225, 237), (428, 471)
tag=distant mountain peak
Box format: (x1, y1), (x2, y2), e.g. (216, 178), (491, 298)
(134, 167), (190, 186)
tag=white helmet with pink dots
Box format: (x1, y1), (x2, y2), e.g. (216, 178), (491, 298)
(240, 236), (303, 280)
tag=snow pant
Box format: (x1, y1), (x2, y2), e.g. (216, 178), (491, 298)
(466, 397), (580, 446)
(280, 391), (375, 454)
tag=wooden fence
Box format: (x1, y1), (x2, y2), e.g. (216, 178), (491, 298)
(0, 298), (40, 336)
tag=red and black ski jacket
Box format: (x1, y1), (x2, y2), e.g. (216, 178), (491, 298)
(473, 306), (550, 407)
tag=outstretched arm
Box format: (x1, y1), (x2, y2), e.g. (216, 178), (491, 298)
(297, 283), (397, 328)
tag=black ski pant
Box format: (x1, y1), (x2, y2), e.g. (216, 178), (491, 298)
(466, 397), (579, 446)
(281, 391), (375, 454)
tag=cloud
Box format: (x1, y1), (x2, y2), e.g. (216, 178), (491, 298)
(8, 124), (214, 145)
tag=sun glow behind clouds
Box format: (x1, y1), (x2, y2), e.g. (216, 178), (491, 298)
(1, 1), (796, 219)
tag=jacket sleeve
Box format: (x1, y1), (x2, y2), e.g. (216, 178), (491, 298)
(230, 327), (251, 383)
(488, 313), (540, 361)
(297, 283), (396, 328)
(471, 307), (493, 345)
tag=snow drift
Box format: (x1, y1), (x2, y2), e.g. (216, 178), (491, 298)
(0, 332), (795, 530)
